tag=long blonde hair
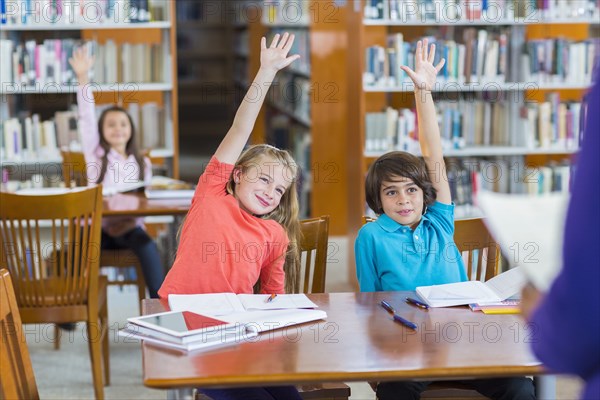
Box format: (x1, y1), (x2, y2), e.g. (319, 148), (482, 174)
(226, 144), (301, 294)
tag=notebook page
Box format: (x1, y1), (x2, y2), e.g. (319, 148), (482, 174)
(237, 294), (318, 310)
(427, 281), (499, 302)
(477, 191), (568, 291)
(484, 267), (526, 300)
(168, 293), (245, 316)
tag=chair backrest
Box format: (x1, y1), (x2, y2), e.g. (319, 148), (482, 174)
(0, 186), (103, 308)
(454, 218), (500, 281)
(298, 215), (330, 294)
(61, 150), (88, 187)
(0, 269), (39, 400)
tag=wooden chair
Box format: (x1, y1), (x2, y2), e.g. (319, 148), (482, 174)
(362, 216), (500, 399)
(0, 268), (40, 400)
(61, 150), (147, 305)
(296, 216), (351, 400)
(0, 186), (109, 399)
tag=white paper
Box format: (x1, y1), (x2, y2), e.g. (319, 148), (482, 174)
(219, 309), (328, 333)
(168, 293), (246, 316)
(476, 190), (569, 291)
(484, 267), (526, 300)
(168, 293), (318, 316)
(144, 189), (195, 199)
(237, 294), (318, 311)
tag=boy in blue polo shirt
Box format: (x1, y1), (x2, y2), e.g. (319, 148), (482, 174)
(354, 39), (535, 400)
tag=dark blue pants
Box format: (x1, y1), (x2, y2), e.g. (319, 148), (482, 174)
(199, 386), (302, 400)
(377, 377), (536, 400)
(101, 227), (165, 298)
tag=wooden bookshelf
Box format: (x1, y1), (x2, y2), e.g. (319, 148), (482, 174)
(347, 0), (598, 286)
(0, 0), (180, 178)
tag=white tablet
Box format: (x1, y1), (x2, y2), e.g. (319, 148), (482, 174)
(128, 310), (235, 338)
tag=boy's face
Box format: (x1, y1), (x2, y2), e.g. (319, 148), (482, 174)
(233, 156), (292, 216)
(380, 175), (424, 229)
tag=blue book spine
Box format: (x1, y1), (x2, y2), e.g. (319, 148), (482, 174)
(1, 0), (6, 24)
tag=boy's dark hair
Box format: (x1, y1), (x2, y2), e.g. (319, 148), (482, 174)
(365, 151), (437, 215)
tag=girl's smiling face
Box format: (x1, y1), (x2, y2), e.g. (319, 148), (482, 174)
(233, 156), (292, 216)
(380, 175), (424, 229)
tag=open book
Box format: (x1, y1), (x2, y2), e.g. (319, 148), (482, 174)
(168, 293), (318, 316)
(144, 175), (195, 199)
(416, 267), (526, 308)
(476, 190), (569, 291)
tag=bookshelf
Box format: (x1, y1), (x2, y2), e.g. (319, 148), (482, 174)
(0, 0), (180, 187)
(348, 0), (599, 235)
(175, 1), (235, 169)
(236, 0), (349, 229)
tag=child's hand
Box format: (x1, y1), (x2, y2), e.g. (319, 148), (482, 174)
(260, 32), (300, 74)
(68, 46), (94, 83)
(401, 39), (445, 92)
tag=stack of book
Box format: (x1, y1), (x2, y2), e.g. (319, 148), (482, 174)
(120, 293), (327, 352)
(469, 299), (521, 315)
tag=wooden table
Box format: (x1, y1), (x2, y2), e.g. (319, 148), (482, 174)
(141, 292), (544, 397)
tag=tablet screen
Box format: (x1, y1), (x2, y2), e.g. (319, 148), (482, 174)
(134, 311), (228, 335)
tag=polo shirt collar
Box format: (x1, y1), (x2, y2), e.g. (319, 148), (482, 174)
(376, 212), (431, 233)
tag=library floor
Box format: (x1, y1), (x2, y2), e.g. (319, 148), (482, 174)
(27, 237), (583, 400)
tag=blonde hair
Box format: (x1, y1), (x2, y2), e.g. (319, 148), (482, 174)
(226, 144), (301, 294)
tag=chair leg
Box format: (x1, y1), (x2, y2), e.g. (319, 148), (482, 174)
(100, 302), (110, 386)
(135, 263), (146, 307)
(53, 324), (61, 350)
(87, 319), (105, 400)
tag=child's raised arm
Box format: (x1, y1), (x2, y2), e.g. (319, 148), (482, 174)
(69, 46), (94, 86)
(215, 33), (299, 164)
(401, 39), (451, 205)
(69, 47), (99, 153)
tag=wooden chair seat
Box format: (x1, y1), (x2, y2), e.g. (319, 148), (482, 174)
(297, 382), (352, 399)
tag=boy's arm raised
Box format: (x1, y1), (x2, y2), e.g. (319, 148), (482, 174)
(215, 33), (300, 164)
(401, 39), (451, 205)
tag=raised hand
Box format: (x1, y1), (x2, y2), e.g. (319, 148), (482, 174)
(260, 32), (300, 74)
(68, 46), (94, 84)
(401, 39), (445, 92)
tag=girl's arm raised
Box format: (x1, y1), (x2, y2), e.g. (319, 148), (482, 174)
(215, 33), (300, 164)
(69, 47), (99, 153)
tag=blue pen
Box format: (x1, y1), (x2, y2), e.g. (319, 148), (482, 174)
(380, 300), (396, 314)
(405, 297), (429, 310)
(393, 314), (418, 330)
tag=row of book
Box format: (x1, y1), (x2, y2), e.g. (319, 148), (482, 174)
(0, 39), (166, 87)
(267, 28), (311, 76)
(267, 114), (311, 218)
(365, 93), (582, 153)
(364, 31), (598, 88)
(363, 0), (599, 22)
(0, 0), (161, 26)
(270, 73), (311, 126)
(363, 156), (572, 218)
(1, 102), (166, 162)
(262, 0), (311, 25)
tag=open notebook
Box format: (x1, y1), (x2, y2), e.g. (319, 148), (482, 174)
(476, 190), (569, 292)
(416, 267), (526, 308)
(168, 293), (318, 316)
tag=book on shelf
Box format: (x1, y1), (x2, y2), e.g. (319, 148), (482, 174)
(1, 0), (162, 26)
(363, 32), (597, 89)
(476, 190), (569, 292)
(415, 266), (526, 308)
(168, 293), (319, 316)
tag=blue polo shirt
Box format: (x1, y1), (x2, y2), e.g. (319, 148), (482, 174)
(355, 201), (467, 292)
